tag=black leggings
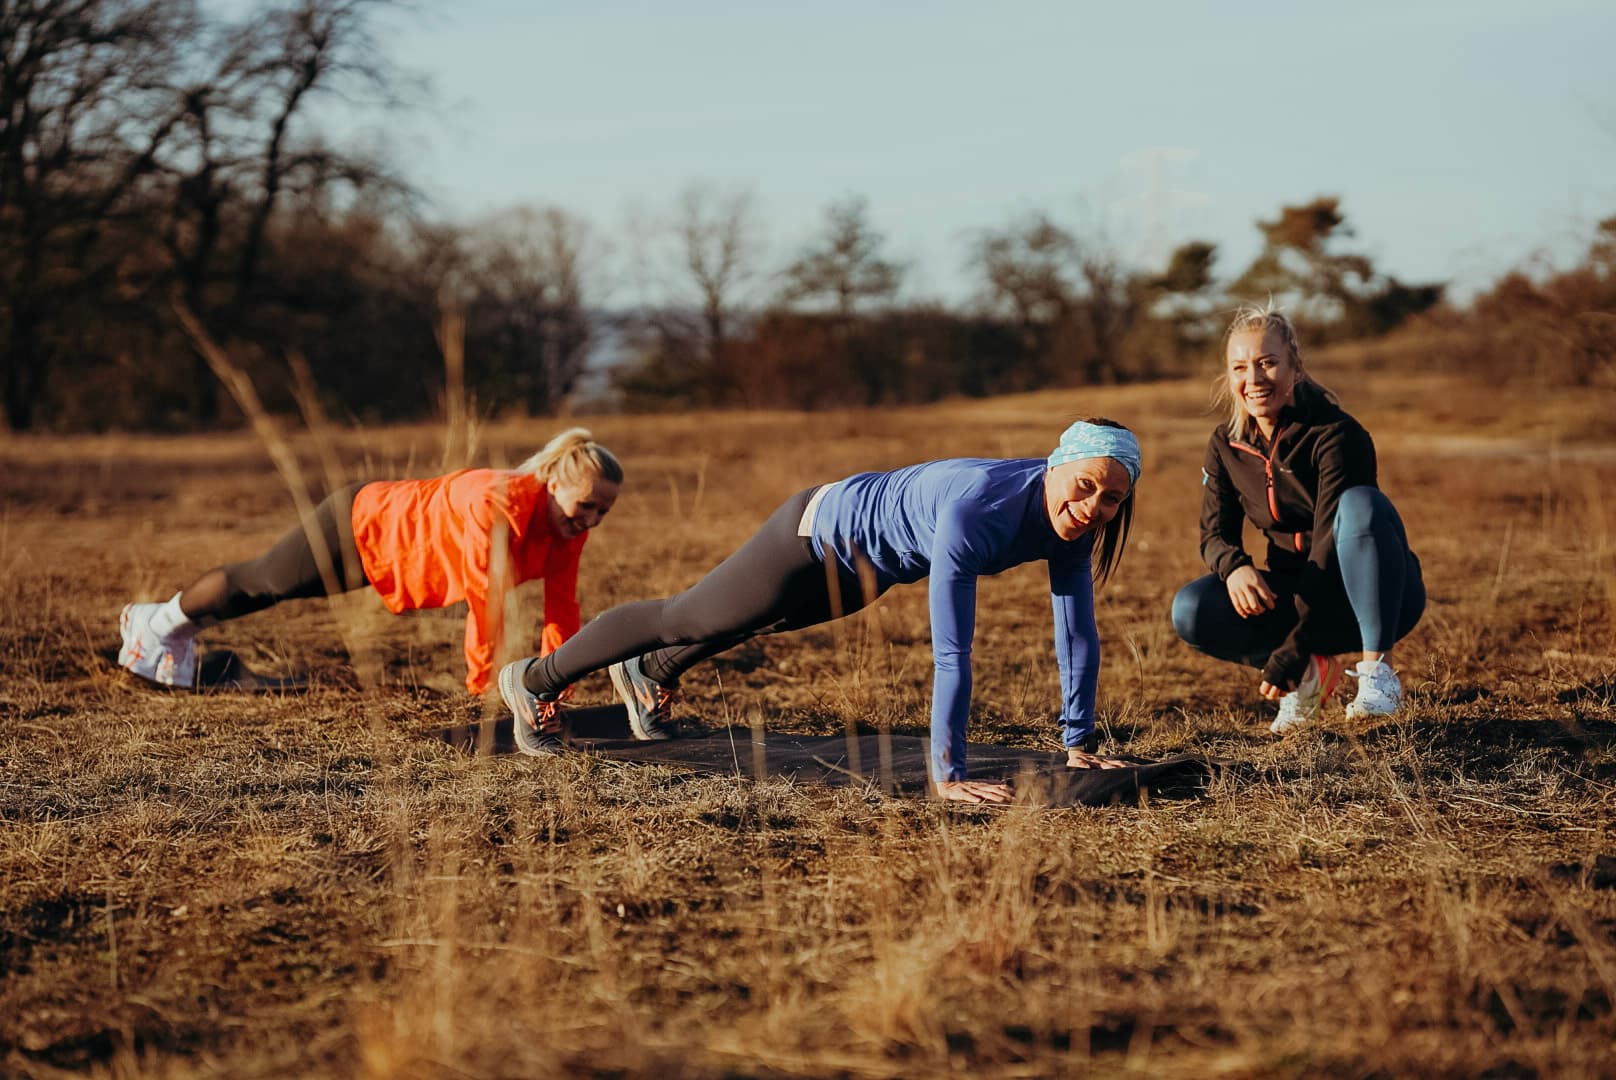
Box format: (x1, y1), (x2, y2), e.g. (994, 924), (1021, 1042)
(525, 486), (874, 694)
(180, 483), (370, 622)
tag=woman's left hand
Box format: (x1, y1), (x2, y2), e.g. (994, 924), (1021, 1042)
(1066, 749), (1128, 769)
(934, 780), (1015, 804)
(1258, 679), (1290, 701)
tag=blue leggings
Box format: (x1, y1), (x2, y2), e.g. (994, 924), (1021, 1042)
(1171, 487), (1424, 666)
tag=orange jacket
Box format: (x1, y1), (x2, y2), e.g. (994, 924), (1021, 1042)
(350, 469), (585, 693)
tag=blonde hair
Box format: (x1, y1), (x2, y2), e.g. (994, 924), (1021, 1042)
(518, 427), (624, 488)
(1213, 302), (1338, 442)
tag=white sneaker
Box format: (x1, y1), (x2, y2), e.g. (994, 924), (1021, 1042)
(1269, 654), (1343, 735)
(1344, 659), (1403, 719)
(118, 603), (198, 688)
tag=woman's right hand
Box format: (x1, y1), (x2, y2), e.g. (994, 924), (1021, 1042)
(1225, 566), (1277, 618)
(934, 780), (1015, 804)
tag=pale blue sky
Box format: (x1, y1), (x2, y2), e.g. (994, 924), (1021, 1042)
(363, 0), (1616, 304)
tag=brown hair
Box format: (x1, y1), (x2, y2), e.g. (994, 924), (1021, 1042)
(1074, 415), (1134, 586)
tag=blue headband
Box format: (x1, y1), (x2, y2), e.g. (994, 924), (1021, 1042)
(1047, 422), (1141, 485)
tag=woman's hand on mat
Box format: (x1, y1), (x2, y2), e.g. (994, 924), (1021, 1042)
(934, 780), (1015, 804)
(1066, 749), (1127, 769)
(1225, 566), (1277, 618)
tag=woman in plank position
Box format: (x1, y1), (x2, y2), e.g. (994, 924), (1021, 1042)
(499, 419), (1140, 804)
(1171, 304), (1424, 733)
(118, 428), (622, 697)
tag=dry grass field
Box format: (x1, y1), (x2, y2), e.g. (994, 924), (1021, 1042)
(4, 337), (1616, 1078)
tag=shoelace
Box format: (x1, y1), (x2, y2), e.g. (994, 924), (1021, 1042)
(644, 688), (680, 732)
(535, 699), (565, 734)
(1342, 667), (1387, 692)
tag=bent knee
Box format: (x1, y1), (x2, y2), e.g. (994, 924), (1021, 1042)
(1171, 579), (1215, 646)
(1333, 486), (1390, 537)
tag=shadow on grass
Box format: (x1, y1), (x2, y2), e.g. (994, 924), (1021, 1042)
(429, 709), (1217, 808)
(1357, 713), (1616, 771)
(96, 647), (352, 694)
(1557, 678), (1616, 707)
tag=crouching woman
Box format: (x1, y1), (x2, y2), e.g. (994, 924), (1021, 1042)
(1171, 305), (1424, 733)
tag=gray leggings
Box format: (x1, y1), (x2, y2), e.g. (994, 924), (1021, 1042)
(180, 483), (370, 622)
(525, 486), (873, 694)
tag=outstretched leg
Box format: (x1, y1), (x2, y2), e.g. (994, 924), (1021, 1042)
(179, 482), (370, 622)
(524, 485), (868, 696)
(119, 483), (369, 688)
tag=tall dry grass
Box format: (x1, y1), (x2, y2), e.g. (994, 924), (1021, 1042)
(1, 346), (1614, 1076)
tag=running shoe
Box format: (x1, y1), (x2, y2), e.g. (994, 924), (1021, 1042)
(1344, 659), (1404, 719)
(498, 658), (565, 756)
(1268, 654), (1343, 735)
(118, 602), (198, 688)
(608, 655), (679, 740)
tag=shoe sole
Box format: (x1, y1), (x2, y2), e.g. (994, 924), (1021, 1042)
(1344, 698), (1401, 720)
(610, 661), (671, 741)
(499, 661), (562, 757)
(117, 607), (135, 666)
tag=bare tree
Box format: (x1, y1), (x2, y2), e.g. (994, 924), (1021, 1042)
(972, 210), (1165, 384)
(973, 213), (1079, 361)
(1123, 239), (1222, 377)
(781, 194), (901, 320)
(614, 181), (764, 407)
(460, 205), (597, 415)
(155, 0), (408, 421)
(773, 195), (904, 405)
(0, 0), (196, 429)
(1071, 246), (1137, 385)
(674, 181), (761, 394)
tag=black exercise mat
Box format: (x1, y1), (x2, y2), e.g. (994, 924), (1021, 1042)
(430, 706), (1213, 807)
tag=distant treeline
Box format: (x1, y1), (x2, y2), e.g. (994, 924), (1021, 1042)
(8, 2), (1607, 434)
(1411, 218), (1616, 390)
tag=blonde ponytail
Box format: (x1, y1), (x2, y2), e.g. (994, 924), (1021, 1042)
(518, 427), (624, 488)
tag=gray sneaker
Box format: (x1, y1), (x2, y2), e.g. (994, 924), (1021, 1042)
(608, 655), (679, 740)
(498, 658), (565, 756)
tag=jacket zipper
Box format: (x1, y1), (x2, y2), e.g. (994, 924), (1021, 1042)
(1229, 425), (1303, 553)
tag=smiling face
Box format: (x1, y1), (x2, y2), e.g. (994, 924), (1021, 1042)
(1043, 456), (1132, 541)
(1226, 326), (1299, 435)
(546, 472), (620, 540)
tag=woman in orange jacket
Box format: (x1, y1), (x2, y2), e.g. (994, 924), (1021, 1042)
(117, 428), (622, 700)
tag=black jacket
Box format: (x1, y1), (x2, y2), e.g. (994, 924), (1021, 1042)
(1199, 381), (1377, 686)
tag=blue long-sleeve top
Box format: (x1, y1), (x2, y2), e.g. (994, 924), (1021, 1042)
(809, 457), (1100, 782)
